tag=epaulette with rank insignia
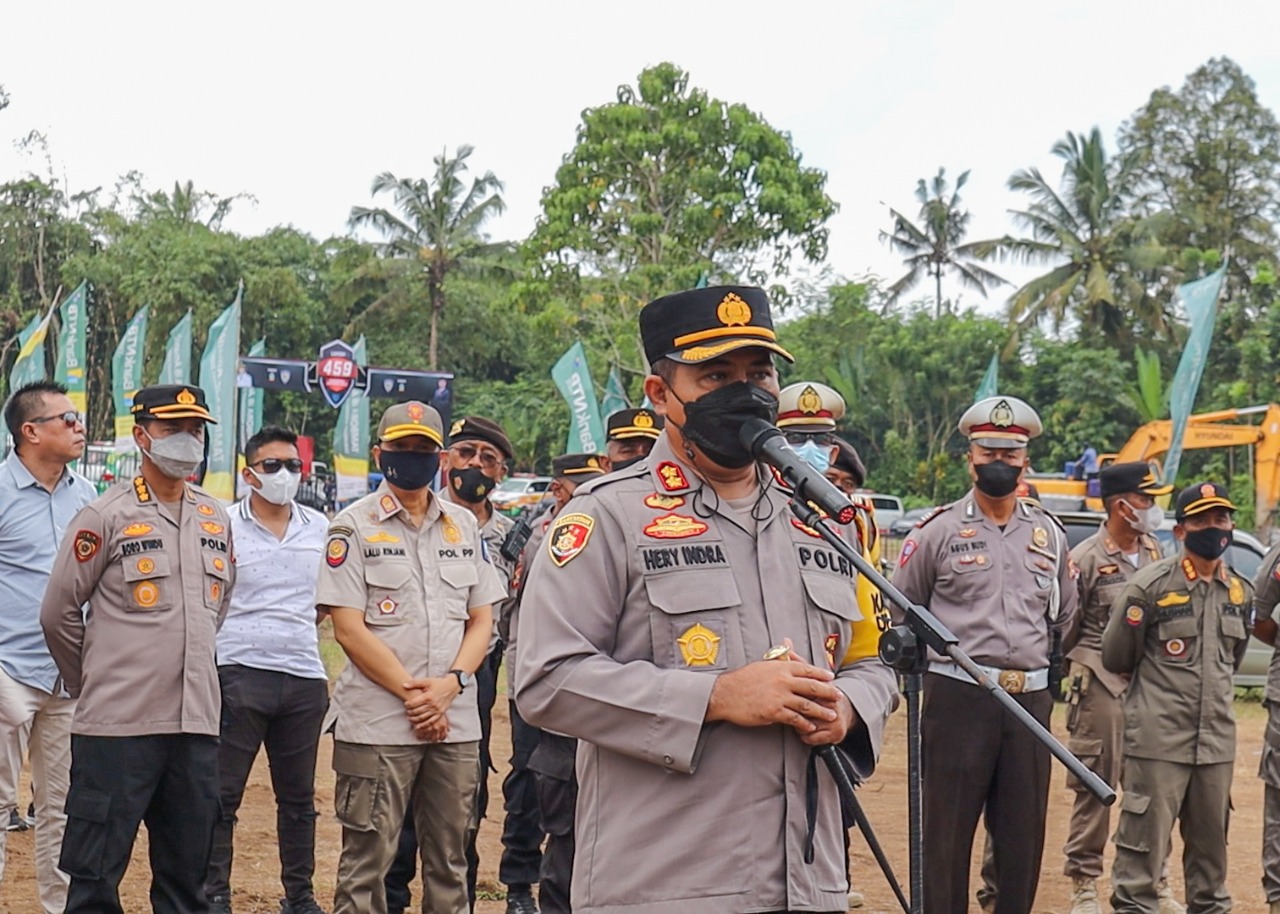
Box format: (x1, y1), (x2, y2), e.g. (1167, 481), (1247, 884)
(914, 505), (947, 529)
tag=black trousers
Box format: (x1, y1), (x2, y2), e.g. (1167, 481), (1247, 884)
(529, 734), (577, 914)
(386, 644), (502, 913)
(498, 699), (544, 890)
(62, 733), (219, 914)
(205, 665), (328, 904)
(921, 673), (1052, 914)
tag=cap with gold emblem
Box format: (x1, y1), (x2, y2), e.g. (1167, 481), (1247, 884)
(958, 396), (1042, 448)
(131, 385), (218, 423)
(640, 285), (794, 365)
(606, 408), (664, 442)
(447, 415), (513, 460)
(377, 401), (443, 446)
(1100, 462), (1175, 499)
(1174, 481), (1236, 521)
(551, 453), (607, 479)
(777, 381), (845, 432)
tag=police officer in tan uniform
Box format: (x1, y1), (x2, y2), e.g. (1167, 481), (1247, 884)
(1061, 463), (1181, 914)
(1253, 538), (1280, 914)
(603, 408), (663, 472)
(317, 402), (506, 914)
(515, 285), (898, 914)
(40, 384), (235, 914)
(892, 395), (1077, 914)
(1103, 482), (1251, 914)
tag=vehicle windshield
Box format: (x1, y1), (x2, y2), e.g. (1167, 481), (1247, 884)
(494, 478), (531, 494)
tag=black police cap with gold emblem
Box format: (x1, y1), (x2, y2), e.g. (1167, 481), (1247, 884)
(448, 416), (514, 460)
(640, 285), (794, 365)
(131, 384), (217, 423)
(606, 408), (664, 442)
(551, 453), (607, 479)
(1100, 462), (1174, 500)
(1175, 481), (1237, 521)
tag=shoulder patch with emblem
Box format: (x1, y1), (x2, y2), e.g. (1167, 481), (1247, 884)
(644, 493), (685, 510)
(643, 514), (709, 539)
(326, 536), (350, 568)
(1125, 605), (1144, 626)
(898, 540), (918, 567)
(548, 513), (595, 566)
(74, 530), (101, 562)
(656, 462), (689, 492)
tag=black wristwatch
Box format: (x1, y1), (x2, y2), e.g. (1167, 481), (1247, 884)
(449, 669), (472, 691)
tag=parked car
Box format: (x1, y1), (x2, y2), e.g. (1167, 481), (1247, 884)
(888, 506), (937, 538)
(491, 475), (553, 516)
(859, 492), (905, 535)
(1056, 510), (1271, 688)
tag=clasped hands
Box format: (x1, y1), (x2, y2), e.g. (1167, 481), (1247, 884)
(402, 675), (461, 742)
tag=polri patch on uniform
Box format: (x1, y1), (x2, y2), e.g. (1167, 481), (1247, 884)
(326, 537), (350, 568)
(121, 523), (153, 538)
(643, 514), (708, 539)
(1125, 605), (1144, 626)
(74, 530), (101, 562)
(656, 462), (689, 492)
(547, 513), (595, 567)
(644, 493), (685, 510)
(676, 623), (721, 667)
(898, 540), (917, 567)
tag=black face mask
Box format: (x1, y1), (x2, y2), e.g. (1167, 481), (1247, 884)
(610, 454), (646, 472)
(449, 466), (496, 504)
(673, 381), (779, 470)
(973, 460), (1021, 498)
(379, 450), (440, 492)
(1183, 526), (1233, 560)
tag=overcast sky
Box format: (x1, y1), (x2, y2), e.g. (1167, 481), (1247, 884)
(3, 1), (1278, 314)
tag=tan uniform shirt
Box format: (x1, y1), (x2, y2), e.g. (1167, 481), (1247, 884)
(514, 434), (898, 914)
(316, 484), (506, 746)
(1253, 542), (1280, 704)
(40, 476), (235, 737)
(1066, 523), (1162, 696)
(892, 492), (1077, 670)
(1101, 554), (1252, 764)
(446, 492), (517, 634)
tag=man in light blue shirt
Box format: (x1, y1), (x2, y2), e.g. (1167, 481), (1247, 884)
(0, 381), (95, 914)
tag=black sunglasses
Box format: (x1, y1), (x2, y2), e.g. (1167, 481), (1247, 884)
(250, 458), (304, 474)
(29, 411), (83, 428)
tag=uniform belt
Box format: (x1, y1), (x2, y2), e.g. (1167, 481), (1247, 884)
(929, 661), (1049, 694)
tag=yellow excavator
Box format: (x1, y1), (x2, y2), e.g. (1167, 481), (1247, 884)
(1029, 404), (1280, 533)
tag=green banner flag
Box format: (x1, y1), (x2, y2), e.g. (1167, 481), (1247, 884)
(600, 366), (629, 419)
(54, 283), (89, 415)
(1164, 266), (1227, 485)
(974, 352), (998, 401)
(238, 338), (265, 451)
(112, 306), (150, 451)
(552, 341), (606, 454)
(199, 285), (243, 502)
(159, 310), (194, 385)
(333, 335), (369, 503)
(9, 307), (54, 395)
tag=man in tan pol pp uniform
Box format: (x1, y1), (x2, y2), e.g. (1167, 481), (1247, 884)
(1103, 482), (1252, 914)
(1062, 463), (1185, 914)
(316, 401), (506, 914)
(892, 395), (1077, 914)
(40, 384), (235, 914)
(515, 285), (899, 914)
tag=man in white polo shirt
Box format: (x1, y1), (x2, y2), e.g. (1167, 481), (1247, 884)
(205, 426), (329, 914)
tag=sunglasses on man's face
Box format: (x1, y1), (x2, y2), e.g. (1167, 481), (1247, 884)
(29, 411), (84, 429)
(251, 458), (304, 474)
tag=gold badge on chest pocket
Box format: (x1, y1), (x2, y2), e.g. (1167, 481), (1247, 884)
(677, 623), (721, 667)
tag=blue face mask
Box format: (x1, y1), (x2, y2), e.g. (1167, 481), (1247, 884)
(793, 439), (831, 473)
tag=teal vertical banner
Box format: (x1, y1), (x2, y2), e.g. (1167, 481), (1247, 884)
(159, 310), (194, 385)
(552, 341), (606, 454)
(199, 285), (243, 501)
(1164, 266), (1227, 485)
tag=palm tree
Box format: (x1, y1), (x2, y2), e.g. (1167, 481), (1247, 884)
(988, 128), (1168, 345)
(348, 145), (507, 369)
(880, 168), (1005, 317)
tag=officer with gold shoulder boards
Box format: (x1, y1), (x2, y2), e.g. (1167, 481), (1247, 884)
(1103, 482), (1251, 914)
(40, 384), (235, 914)
(515, 286), (898, 914)
(604, 408), (663, 472)
(892, 395), (1077, 914)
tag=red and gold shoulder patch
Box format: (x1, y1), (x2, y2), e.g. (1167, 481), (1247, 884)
(644, 493), (685, 510)
(548, 513), (595, 566)
(790, 518), (822, 539)
(121, 523), (153, 538)
(643, 513), (708, 539)
(74, 530), (101, 562)
(326, 537), (349, 568)
(200, 521), (225, 536)
(656, 462), (689, 492)
(380, 494), (398, 516)
(1181, 557), (1198, 582)
(1125, 605), (1144, 626)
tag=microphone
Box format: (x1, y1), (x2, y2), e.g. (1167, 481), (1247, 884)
(739, 418), (856, 525)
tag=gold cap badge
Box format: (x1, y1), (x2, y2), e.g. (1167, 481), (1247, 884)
(634, 411), (654, 429)
(177, 388), (196, 405)
(989, 399), (1014, 427)
(798, 384), (822, 415)
(716, 292), (752, 327)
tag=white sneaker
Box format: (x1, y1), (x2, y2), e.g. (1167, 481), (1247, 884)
(1156, 879), (1186, 914)
(847, 888), (864, 909)
(1069, 877), (1102, 914)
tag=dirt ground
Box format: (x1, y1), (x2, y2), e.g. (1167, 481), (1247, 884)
(0, 698), (1273, 914)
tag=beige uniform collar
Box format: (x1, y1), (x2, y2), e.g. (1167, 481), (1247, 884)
(131, 475), (195, 505)
(1099, 523), (1161, 562)
(371, 480), (442, 526)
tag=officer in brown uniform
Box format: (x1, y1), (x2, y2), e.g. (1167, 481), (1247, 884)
(1102, 482), (1251, 914)
(515, 285), (898, 914)
(1253, 537), (1280, 914)
(603, 408), (663, 471)
(316, 402), (506, 914)
(892, 395), (1077, 914)
(40, 384), (235, 914)
(1061, 463), (1178, 914)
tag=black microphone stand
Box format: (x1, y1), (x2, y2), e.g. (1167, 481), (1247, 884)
(786, 496), (1115, 914)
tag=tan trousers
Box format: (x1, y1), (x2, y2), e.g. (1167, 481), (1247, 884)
(1111, 756), (1233, 914)
(1063, 674), (1124, 878)
(332, 740), (479, 914)
(0, 667), (73, 914)
(1260, 702), (1280, 902)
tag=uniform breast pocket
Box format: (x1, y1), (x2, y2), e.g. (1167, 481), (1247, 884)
(1156, 616), (1200, 665)
(202, 552), (231, 611)
(947, 553), (994, 600)
(1219, 613), (1247, 663)
(364, 562), (413, 627)
(644, 571), (742, 672)
(801, 571), (867, 669)
(438, 562), (479, 620)
(121, 553), (174, 613)
(1022, 554), (1056, 596)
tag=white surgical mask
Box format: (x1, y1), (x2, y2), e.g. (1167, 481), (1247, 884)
(1123, 500), (1162, 535)
(143, 431), (204, 480)
(250, 468), (301, 506)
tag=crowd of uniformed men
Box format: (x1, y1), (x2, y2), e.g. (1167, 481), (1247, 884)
(0, 283), (1277, 914)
